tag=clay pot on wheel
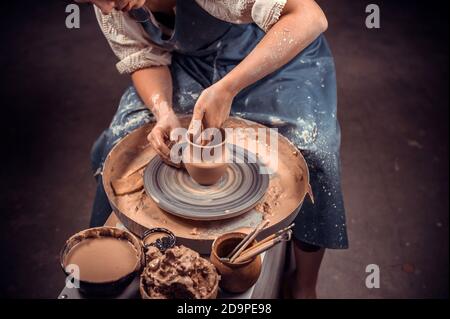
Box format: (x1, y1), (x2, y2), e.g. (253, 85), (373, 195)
(183, 128), (229, 185)
(210, 232), (262, 293)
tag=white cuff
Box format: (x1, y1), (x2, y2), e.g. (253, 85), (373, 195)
(116, 48), (172, 74)
(252, 0), (287, 32)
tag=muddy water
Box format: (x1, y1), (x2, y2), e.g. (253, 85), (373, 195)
(65, 237), (138, 283)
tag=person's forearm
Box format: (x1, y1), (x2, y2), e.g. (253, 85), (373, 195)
(131, 66), (174, 120)
(219, 0), (328, 95)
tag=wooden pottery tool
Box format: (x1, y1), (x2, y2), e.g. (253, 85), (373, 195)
(234, 230), (293, 264)
(245, 223), (295, 250)
(229, 219), (270, 263)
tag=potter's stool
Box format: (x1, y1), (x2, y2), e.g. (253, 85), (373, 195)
(58, 213), (287, 299)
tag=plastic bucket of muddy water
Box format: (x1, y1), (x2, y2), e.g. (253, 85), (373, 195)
(60, 226), (176, 297)
(60, 227), (144, 297)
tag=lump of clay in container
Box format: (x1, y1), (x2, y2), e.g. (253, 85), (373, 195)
(141, 245), (219, 299)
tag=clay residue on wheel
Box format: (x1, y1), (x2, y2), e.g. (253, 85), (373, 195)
(111, 167), (145, 196)
(255, 183), (284, 216)
(141, 246), (219, 299)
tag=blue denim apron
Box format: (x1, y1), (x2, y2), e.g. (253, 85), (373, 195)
(91, 0), (348, 249)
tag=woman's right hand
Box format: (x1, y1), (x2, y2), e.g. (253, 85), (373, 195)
(147, 110), (181, 166)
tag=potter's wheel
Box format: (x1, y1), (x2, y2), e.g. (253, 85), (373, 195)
(143, 147), (269, 221)
(103, 116), (312, 253)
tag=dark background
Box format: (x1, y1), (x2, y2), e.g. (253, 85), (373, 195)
(0, 0), (448, 298)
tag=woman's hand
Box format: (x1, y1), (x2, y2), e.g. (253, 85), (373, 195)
(189, 81), (236, 134)
(131, 66), (178, 165)
(147, 110), (181, 165)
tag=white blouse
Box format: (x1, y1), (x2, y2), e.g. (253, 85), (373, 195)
(95, 0), (287, 74)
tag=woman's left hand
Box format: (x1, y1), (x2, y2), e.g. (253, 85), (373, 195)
(189, 81), (236, 133)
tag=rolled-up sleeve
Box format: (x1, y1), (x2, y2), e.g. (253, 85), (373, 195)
(251, 0), (287, 32)
(94, 7), (171, 74)
(197, 0), (287, 32)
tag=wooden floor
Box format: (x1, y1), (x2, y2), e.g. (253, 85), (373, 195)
(0, 0), (448, 298)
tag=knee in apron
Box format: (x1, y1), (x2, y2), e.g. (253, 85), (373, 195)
(90, 86), (153, 178)
(90, 130), (108, 176)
